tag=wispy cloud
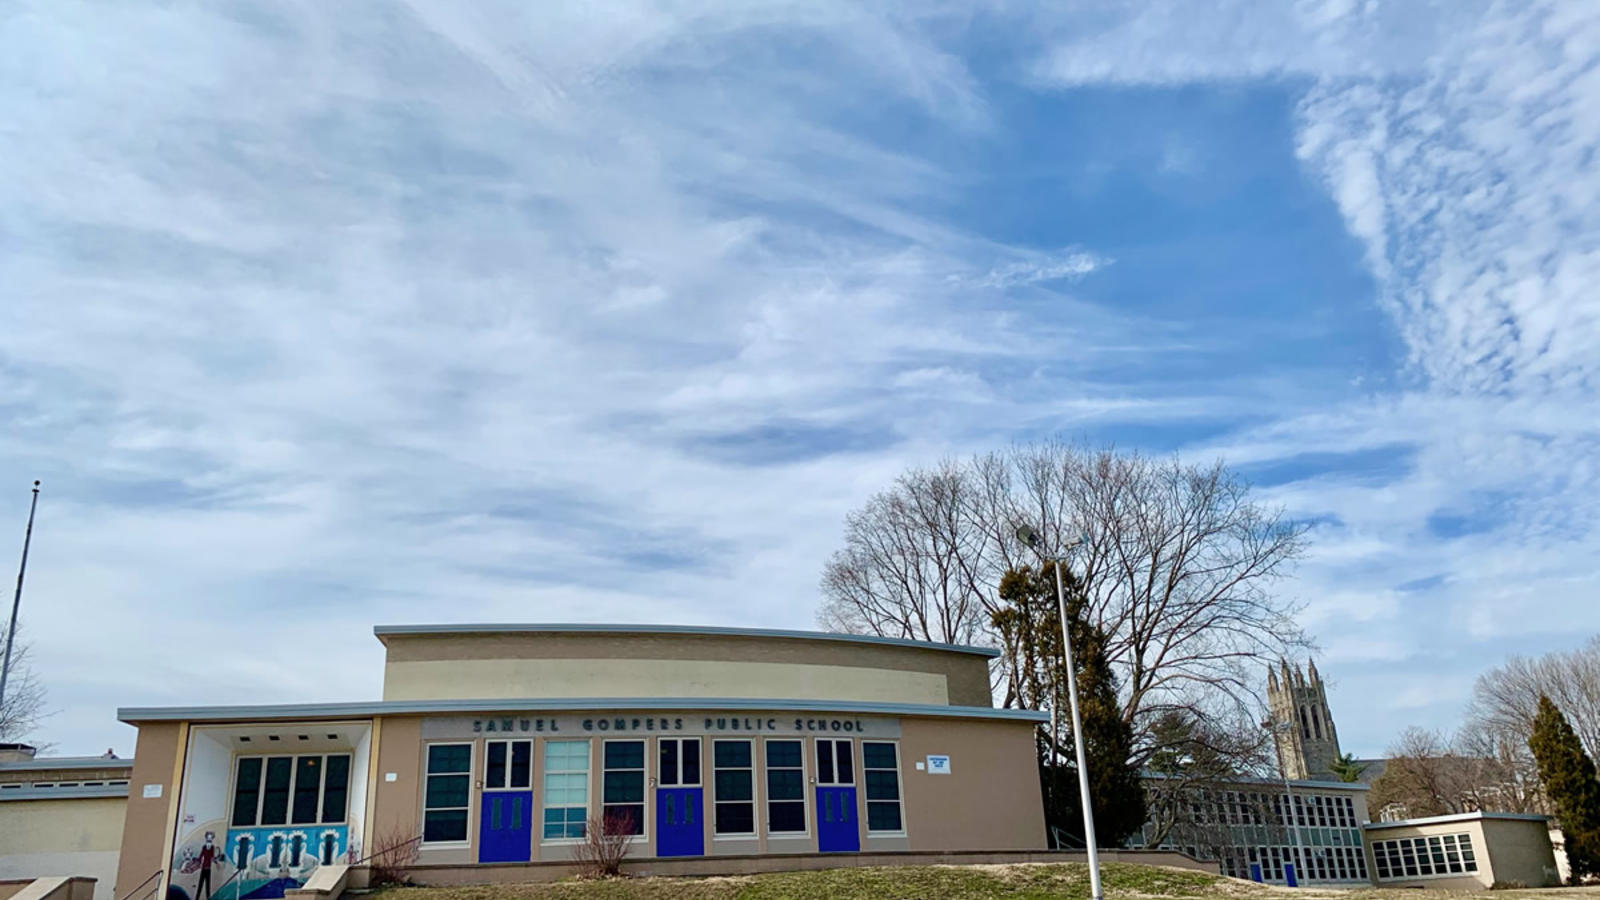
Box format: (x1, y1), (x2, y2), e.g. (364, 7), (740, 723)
(0, 0), (1595, 758)
(970, 249), (1109, 288)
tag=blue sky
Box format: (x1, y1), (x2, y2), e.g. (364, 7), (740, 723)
(2, 1), (1597, 758)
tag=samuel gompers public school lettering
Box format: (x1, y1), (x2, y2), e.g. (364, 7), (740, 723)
(471, 716), (870, 734)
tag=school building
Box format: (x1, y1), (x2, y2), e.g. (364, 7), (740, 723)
(110, 624), (1052, 899)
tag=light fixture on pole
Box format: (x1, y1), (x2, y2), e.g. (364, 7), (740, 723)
(1015, 523), (1102, 900)
(1262, 718), (1303, 888)
(0, 480), (41, 714)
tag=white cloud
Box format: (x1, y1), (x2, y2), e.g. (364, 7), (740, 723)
(1028, 0), (1600, 753)
(1, 0), (1596, 761)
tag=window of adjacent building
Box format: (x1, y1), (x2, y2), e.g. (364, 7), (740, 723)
(423, 744), (471, 844)
(1372, 833), (1477, 880)
(485, 739), (532, 790)
(712, 740), (755, 837)
(815, 738), (854, 786)
(765, 740), (806, 835)
(231, 754), (350, 829)
(602, 740), (645, 835)
(862, 742), (903, 834)
(542, 740), (589, 841)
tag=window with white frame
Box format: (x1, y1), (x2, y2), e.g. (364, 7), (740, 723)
(485, 739), (532, 790)
(815, 738), (853, 786)
(712, 739), (755, 837)
(764, 739), (806, 835)
(1372, 833), (1477, 880)
(862, 742), (903, 834)
(423, 744), (471, 843)
(601, 740), (645, 835)
(542, 740), (589, 840)
(230, 754), (350, 828)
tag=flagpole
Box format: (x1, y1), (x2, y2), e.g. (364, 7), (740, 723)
(0, 481), (41, 713)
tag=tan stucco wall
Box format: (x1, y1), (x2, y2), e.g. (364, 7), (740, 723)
(370, 716), (432, 859)
(113, 723), (185, 900)
(1481, 818), (1561, 888)
(897, 718), (1046, 851)
(380, 633), (993, 707)
(385, 658), (951, 706)
(0, 797), (126, 900)
(0, 797), (127, 853)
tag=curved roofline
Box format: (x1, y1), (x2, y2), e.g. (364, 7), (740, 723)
(373, 623), (1001, 658)
(119, 697), (1047, 725)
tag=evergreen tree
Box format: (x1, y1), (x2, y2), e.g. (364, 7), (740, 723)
(1327, 753), (1368, 783)
(1529, 695), (1600, 883)
(993, 565), (1146, 847)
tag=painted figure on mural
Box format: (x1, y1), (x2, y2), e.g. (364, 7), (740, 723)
(196, 832), (221, 900)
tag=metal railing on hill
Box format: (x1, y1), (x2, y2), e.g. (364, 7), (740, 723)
(118, 870), (162, 900)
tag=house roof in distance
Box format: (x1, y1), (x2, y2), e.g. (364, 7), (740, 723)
(372, 622), (1003, 658)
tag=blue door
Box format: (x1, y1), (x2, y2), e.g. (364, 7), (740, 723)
(478, 791), (532, 862)
(656, 787), (704, 856)
(817, 786), (860, 852)
(478, 740), (533, 863)
(815, 738), (859, 852)
(655, 738), (704, 857)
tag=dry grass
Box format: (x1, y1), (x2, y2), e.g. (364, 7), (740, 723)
(364, 862), (1600, 900)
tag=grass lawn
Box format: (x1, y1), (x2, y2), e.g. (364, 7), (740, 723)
(368, 862), (1600, 900)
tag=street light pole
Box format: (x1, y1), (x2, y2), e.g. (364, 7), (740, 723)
(1017, 524), (1102, 900)
(1051, 555), (1104, 900)
(0, 481), (41, 714)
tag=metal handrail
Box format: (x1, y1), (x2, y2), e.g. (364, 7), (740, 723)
(120, 870), (162, 900)
(350, 834), (423, 867)
(215, 862), (249, 900)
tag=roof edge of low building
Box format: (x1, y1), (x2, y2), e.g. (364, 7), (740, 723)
(1139, 770), (1371, 792)
(0, 785), (131, 801)
(0, 755), (135, 771)
(372, 622), (1002, 658)
(1363, 811), (1552, 830)
(117, 696), (1048, 725)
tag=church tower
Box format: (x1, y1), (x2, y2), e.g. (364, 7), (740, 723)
(1266, 659), (1342, 780)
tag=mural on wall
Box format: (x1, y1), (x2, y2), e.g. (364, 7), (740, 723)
(169, 727), (371, 900)
(170, 823), (357, 900)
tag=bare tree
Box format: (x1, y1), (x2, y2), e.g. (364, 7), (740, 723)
(0, 624), (47, 744)
(819, 461), (994, 646)
(819, 442), (1309, 767)
(1469, 638), (1600, 764)
(1139, 710), (1273, 849)
(1371, 726), (1543, 819)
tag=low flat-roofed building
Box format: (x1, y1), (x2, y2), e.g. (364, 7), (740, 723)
(1363, 811), (1561, 889)
(1133, 774), (1373, 885)
(112, 624), (1049, 899)
(0, 745), (133, 900)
